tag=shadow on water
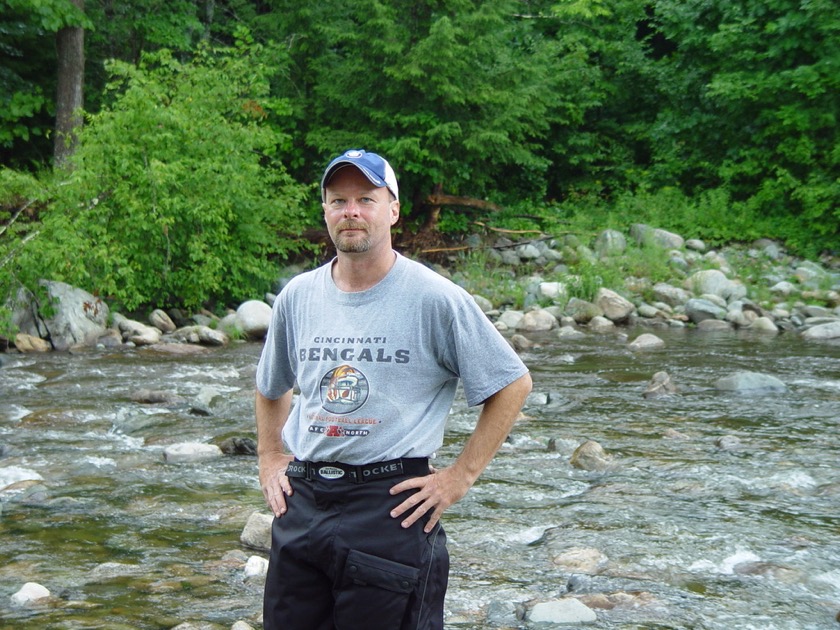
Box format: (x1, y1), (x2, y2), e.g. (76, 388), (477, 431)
(1, 328), (839, 628)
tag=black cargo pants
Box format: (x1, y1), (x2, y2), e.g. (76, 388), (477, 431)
(263, 460), (449, 630)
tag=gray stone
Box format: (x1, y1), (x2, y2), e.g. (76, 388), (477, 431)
(517, 308), (557, 332)
(593, 229), (627, 257)
(529, 598), (597, 624)
(800, 321), (840, 340)
(236, 300), (272, 340)
(715, 371), (786, 393)
(241, 511), (273, 551)
(149, 309), (176, 333)
(594, 288), (634, 322)
(162, 442), (223, 463)
(628, 333), (665, 351)
(685, 298), (727, 323)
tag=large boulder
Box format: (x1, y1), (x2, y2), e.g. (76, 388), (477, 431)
(236, 300), (273, 340)
(11, 281), (110, 350)
(594, 288), (634, 323)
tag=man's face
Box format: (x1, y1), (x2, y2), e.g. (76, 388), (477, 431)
(322, 167), (399, 255)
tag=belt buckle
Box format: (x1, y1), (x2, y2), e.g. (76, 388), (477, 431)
(316, 464), (348, 481)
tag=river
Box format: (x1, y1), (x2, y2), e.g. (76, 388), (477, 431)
(1, 327), (839, 629)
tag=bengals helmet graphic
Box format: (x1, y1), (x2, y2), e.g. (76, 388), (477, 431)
(319, 365), (369, 415)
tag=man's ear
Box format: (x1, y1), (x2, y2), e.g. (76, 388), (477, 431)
(390, 200), (400, 225)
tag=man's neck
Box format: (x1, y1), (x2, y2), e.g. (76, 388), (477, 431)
(331, 249), (397, 293)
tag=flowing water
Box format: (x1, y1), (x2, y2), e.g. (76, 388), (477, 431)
(1, 327), (839, 629)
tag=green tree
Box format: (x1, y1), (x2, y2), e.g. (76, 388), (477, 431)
(255, 0), (571, 228)
(12, 36), (310, 312)
(0, 0), (91, 166)
(649, 0), (840, 250)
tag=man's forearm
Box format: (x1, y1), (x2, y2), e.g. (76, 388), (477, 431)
(255, 389), (293, 457)
(452, 372), (533, 483)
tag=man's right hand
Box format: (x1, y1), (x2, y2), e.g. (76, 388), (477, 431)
(259, 451), (296, 517)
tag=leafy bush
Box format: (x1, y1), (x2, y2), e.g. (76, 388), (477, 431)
(14, 36), (312, 313)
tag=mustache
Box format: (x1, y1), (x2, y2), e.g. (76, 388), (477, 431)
(336, 221), (368, 231)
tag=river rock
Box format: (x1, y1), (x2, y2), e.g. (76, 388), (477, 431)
(244, 555), (269, 579)
(552, 547), (609, 574)
(162, 442), (223, 463)
(236, 300), (272, 340)
(217, 437), (257, 456)
(570, 440), (611, 471)
(747, 317), (779, 333)
(241, 511), (272, 551)
(566, 298), (603, 324)
(800, 321), (840, 340)
(685, 298), (727, 323)
(697, 319), (732, 331)
(496, 310), (525, 330)
(149, 309), (176, 333)
(594, 229), (627, 257)
(528, 598), (597, 624)
(539, 281), (567, 301)
(588, 315), (615, 332)
(652, 282), (691, 307)
(643, 371), (677, 398)
(11, 281), (110, 350)
(0, 466), (43, 488)
(118, 318), (162, 346)
(518, 308), (557, 332)
(10, 582), (50, 606)
(594, 288), (634, 322)
(630, 224), (684, 249)
(628, 333), (665, 351)
(170, 325), (229, 346)
(557, 325), (586, 340)
(13, 333), (51, 352)
(714, 371), (786, 393)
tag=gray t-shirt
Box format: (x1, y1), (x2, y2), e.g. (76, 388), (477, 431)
(256, 252), (528, 465)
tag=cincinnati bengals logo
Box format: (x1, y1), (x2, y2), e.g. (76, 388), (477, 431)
(319, 365), (369, 415)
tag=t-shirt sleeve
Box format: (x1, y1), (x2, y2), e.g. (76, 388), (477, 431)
(256, 292), (296, 399)
(446, 294), (529, 407)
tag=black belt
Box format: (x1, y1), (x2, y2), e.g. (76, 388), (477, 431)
(286, 457), (429, 484)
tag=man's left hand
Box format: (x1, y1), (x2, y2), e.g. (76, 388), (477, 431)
(389, 467), (472, 533)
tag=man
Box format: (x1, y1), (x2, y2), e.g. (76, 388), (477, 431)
(255, 149), (532, 630)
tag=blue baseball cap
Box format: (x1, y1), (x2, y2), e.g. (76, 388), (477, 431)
(321, 149), (399, 202)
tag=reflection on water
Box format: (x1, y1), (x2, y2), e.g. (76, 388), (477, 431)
(1, 329), (839, 629)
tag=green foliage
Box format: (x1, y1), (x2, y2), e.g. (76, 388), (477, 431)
(649, 0), (840, 250)
(13, 38), (311, 312)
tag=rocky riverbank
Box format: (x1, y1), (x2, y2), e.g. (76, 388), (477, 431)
(6, 223), (840, 356)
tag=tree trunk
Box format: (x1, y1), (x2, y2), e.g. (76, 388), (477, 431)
(54, 0), (85, 168)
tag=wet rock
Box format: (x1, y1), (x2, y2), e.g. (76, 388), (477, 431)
(528, 598), (597, 624)
(551, 547), (609, 574)
(244, 555), (268, 579)
(10, 582), (50, 606)
(652, 282), (691, 307)
(643, 371), (677, 398)
(217, 437), (257, 456)
(588, 315), (615, 332)
(685, 298), (727, 323)
(715, 371), (786, 393)
(510, 334), (534, 352)
(566, 298), (603, 324)
(241, 511), (272, 552)
(149, 309), (176, 333)
(800, 321), (840, 340)
(557, 325), (586, 340)
(594, 288), (634, 322)
(628, 333), (665, 351)
(747, 317), (779, 333)
(130, 389), (182, 405)
(697, 319), (733, 331)
(570, 440), (611, 471)
(13, 333), (51, 352)
(118, 318), (162, 346)
(486, 599), (520, 626)
(236, 300), (272, 340)
(162, 443), (223, 463)
(518, 308), (557, 332)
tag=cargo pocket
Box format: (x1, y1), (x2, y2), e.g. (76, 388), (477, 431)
(335, 549), (420, 629)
